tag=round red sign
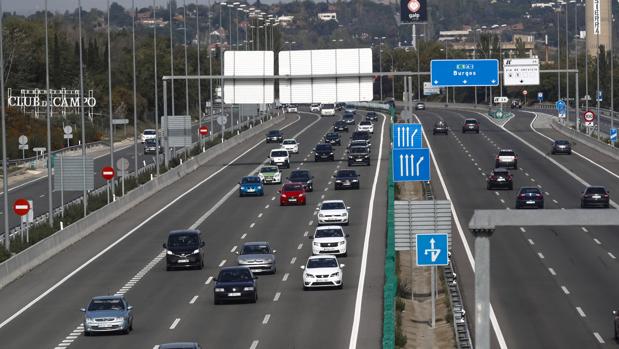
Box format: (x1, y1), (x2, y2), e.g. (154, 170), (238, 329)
(583, 111), (595, 122)
(101, 166), (116, 180)
(13, 199), (30, 216)
(199, 126), (209, 136)
(408, 0), (421, 13)
(522, 90), (528, 96)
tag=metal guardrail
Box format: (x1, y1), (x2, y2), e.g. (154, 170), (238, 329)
(421, 181), (473, 349)
(7, 141), (107, 167)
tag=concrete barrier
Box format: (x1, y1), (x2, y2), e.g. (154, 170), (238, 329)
(549, 118), (619, 161)
(0, 115), (285, 290)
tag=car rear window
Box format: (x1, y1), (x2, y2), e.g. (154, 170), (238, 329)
(283, 184), (303, 191)
(520, 188), (540, 194)
(499, 150), (515, 156)
(242, 177), (261, 183)
(282, 140), (296, 144)
(271, 151), (288, 157)
(350, 147), (367, 154)
(321, 202), (345, 210)
(465, 119), (478, 124)
(326, 133), (338, 138)
(585, 187), (607, 194)
(218, 268), (253, 282)
(360, 121), (372, 125)
(268, 131), (281, 136)
(168, 233), (200, 248)
(316, 144), (332, 151)
(555, 140), (569, 145)
(337, 170), (356, 177)
(492, 170), (508, 176)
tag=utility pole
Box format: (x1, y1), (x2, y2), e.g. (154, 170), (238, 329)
(45, 0), (53, 226)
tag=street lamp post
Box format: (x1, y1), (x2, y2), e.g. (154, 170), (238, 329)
(374, 36), (386, 101)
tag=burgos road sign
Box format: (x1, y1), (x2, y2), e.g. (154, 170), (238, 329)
(393, 148), (430, 182)
(431, 59), (499, 87)
(392, 124), (423, 149)
(416, 233), (448, 266)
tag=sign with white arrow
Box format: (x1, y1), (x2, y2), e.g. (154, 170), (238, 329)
(430, 59), (499, 87)
(503, 58), (540, 86)
(416, 233), (448, 266)
(392, 148), (430, 182)
(392, 124), (423, 150)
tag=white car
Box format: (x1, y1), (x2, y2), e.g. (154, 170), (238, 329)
(310, 104), (322, 113)
(316, 200), (350, 225)
(301, 255), (344, 290)
(269, 149), (290, 168)
(321, 104), (336, 116)
(281, 139), (299, 154)
(357, 121), (374, 133)
(287, 105), (298, 113)
(140, 129), (157, 143)
(310, 226), (349, 256)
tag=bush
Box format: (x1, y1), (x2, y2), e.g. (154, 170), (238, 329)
(396, 297), (406, 312)
(397, 279), (412, 299)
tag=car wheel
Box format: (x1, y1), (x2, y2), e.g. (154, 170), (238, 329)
(344, 222), (349, 226)
(513, 161), (518, 169)
(214, 299), (221, 305)
(199, 260), (204, 270)
(486, 184), (491, 190)
(250, 293), (257, 303)
(239, 193), (244, 197)
(606, 203), (610, 208)
(342, 252), (348, 257)
(366, 161), (371, 166)
(348, 162), (352, 166)
(515, 203), (520, 209)
(166, 265), (172, 271)
(303, 286), (308, 291)
(476, 130), (479, 134)
(337, 283), (343, 290)
(508, 184), (513, 190)
(84, 331), (91, 337)
(271, 267), (277, 275)
(539, 203), (544, 209)
(334, 186), (339, 190)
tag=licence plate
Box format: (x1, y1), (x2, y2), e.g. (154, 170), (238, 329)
(99, 324), (113, 328)
(247, 189), (255, 192)
(356, 159), (363, 162)
(178, 259), (189, 263)
(324, 247), (338, 251)
(526, 200), (535, 204)
(228, 292), (241, 297)
(497, 178), (505, 182)
(289, 198), (297, 201)
(593, 195), (601, 199)
(344, 181), (351, 185)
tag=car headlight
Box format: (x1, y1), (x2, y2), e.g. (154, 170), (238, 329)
(348, 156), (354, 159)
(240, 186), (245, 190)
(257, 186), (262, 190)
(192, 249), (200, 254)
(274, 173), (281, 179)
(243, 287), (255, 291)
(238, 259), (247, 264)
(318, 214), (324, 218)
(339, 241), (346, 245)
(166, 250), (173, 255)
(330, 152), (334, 155)
(305, 273), (315, 278)
(330, 272), (340, 277)
(352, 179), (358, 182)
(215, 288), (225, 292)
(85, 318), (96, 324)
(313, 242), (320, 247)
(258, 174), (265, 180)
(299, 193), (304, 197)
(335, 180), (342, 183)
(342, 212), (348, 216)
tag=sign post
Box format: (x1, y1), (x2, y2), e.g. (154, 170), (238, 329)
(416, 233), (449, 329)
(583, 110), (595, 127)
(537, 91), (543, 103)
(13, 199), (31, 243)
(63, 125), (73, 147)
(116, 158), (130, 197)
(101, 166), (115, 204)
(199, 126), (209, 151)
(18, 135), (28, 159)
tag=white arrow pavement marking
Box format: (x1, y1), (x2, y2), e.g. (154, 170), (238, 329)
(416, 156), (425, 178)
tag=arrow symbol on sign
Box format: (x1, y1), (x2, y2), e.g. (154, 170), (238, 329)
(416, 156), (424, 177)
(405, 127), (410, 147)
(404, 154), (409, 176)
(491, 79), (497, 84)
(399, 154), (404, 177)
(397, 127), (402, 147)
(411, 128), (418, 147)
(410, 154), (415, 176)
(424, 238), (441, 262)
(462, 80), (468, 84)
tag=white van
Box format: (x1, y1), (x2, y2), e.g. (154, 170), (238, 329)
(321, 104), (336, 116)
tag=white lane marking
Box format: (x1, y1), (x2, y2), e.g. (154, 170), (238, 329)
(189, 295), (198, 304)
(545, 192), (550, 196)
(205, 276), (213, 285)
(258, 213), (263, 218)
(528, 239), (535, 245)
(250, 340), (259, 349)
(290, 257), (296, 264)
(265, 204), (270, 209)
(262, 314), (271, 324)
(273, 292), (281, 302)
(594, 332), (605, 344)
(609, 252), (616, 259)
(39, 194), (45, 198)
(548, 268), (556, 276)
(271, 196), (275, 201)
(250, 222), (256, 228)
(552, 199), (559, 204)
(170, 318), (181, 330)
(412, 113), (507, 349)
(241, 233), (247, 240)
(300, 162), (304, 166)
(297, 243), (303, 250)
(219, 260), (227, 267)
(538, 252), (545, 259)
(282, 273), (289, 281)
(593, 238), (602, 245)
(499, 199), (505, 204)
(231, 246), (237, 253)
(328, 181), (332, 185)
(524, 172), (529, 176)
(324, 187), (328, 192)
(308, 220), (313, 226)
(562, 286), (570, 294)
(304, 231), (309, 237)
(321, 194), (325, 199)
(494, 191), (500, 196)
(520, 227), (526, 233)
(296, 167), (300, 170)
(581, 227), (589, 233)
(576, 307), (586, 317)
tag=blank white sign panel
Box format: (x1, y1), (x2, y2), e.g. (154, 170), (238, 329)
(223, 51), (274, 104)
(279, 48), (373, 104)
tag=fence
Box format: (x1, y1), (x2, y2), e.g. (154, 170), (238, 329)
(382, 152), (397, 348)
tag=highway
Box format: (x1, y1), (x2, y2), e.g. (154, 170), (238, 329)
(0, 109), (387, 348)
(418, 107), (619, 348)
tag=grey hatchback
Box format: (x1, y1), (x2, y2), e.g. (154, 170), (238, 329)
(433, 120), (448, 135)
(237, 241), (277, 274)
(81, 295), (134, 335)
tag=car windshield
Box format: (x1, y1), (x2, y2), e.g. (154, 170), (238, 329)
(351, 140), (367, 145)
(168, 233), (200, 248)
(326, 133), (338, 139)
(88, 298), (125, 311)
(315, 228), (344, 238)
(145, 139), (157, 145)
(283, 140), (296, 145)
(143, 130), (156, 135)
(242, 177), (261, 184)
(283, 184), (303, 191)
(271, 151), (288, 157)
(337, 170), (356, 177)
(465, 119), (478, 124)
(520, 188), (540, 194)
(307, 258), (338, 268)
(260, 166), (278, 173)
(242, 244), (270, 254)
(321, 202), (345, 210)
(585, 187), (607, 194)
(218, 268), (253, 282)
(499, 150), (515, 156)
(555, 140), (569, 145)
(316, 144), (332, 151)
(352, 132), (369, 140)
(335, 121), (346, 126)
(350, 147), (367, 154)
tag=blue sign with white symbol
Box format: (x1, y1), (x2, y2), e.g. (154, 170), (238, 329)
(555, 100), (566, 112)
(393, 148), (430, 182)
(537, 92), (544, 102)
(597, 90), (603, 102)
(416, 233), (449, 266)
(611, 128), (618, 142)
(430, 59), (499, 87)
(392, 124), (423, 149)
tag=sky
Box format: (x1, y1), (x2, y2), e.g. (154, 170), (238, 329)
(4, 0), (283, 15)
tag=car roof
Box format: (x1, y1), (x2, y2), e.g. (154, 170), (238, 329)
(169, 229), (200, 236)
(270, 148), (288, 152)
(518, 186), (540, 191)
(91, 295), (125, 301)
(308, 254), (337, 260)
(350, 145), (368, 150)
(322, 199), (345, 204)
(585, 185), (607, 190)
(360, 120), (372, 124)
(283, 138), (296, 142)
(499, 149), (514, 152)
(290, 169), (310, 175)
(243, 241), (270, 246)
(158, 343), (200, 349)
(492, 167), (509, 172)
(219, 266), (252, 271)
(283, 182), (305, 188)
(242, 175), (261, 180)
(464, 118), (478, 121)
(316, 225), (344, 230)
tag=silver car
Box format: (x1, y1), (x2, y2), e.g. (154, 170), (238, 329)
(237, 241), (277, 274)
(81, 295), (134, 335)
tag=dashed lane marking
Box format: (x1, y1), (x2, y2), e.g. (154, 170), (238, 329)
(170, 318), (181, 330)
(561, 286), (570, 294)
(548, 268), (556, 276)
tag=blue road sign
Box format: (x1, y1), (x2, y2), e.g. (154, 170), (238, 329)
(392, 124), (423, 149)
(537, 92), (544, 102)
(611, 128), (618, 142)
(393, 148), (430, 182)
(555, 100), (566, 112)
(431, 59), (499, 87)
(597, 90), (603, 102)
(416, 233), (449, 266)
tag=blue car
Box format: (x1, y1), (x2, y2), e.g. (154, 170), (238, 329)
(239, 176), (264, 197)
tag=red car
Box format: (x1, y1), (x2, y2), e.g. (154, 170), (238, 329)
(279, 182), (306, 206)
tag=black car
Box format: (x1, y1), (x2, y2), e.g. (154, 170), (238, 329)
(366, 111), (378, 121)
(515, 187), (544, 209)
(351, 131), (371, 146)
(334, 120), (349, 132)
(143, 138), (163, 154)
(324, 132), (342, 146)
(342, 113), (355, 125)
(334, 169), (360, 190)
(486, 168), (513, 190)
(433, 121), (448, 135)
(511, 99), (522, 109)
(462, 118), (480, 133)
(314, 143), (335, 161)
(288, 169), (314, 191)
(551, 140), (572, 155)
(335, 102), (346, 111)
(348, 146), (370, 166)
(613, 310), (619, 339)
(163, 230), (205, 270)
(265, 130), (283, 143)
(581, 186), (610, 208)
(213, 266), (258, 304)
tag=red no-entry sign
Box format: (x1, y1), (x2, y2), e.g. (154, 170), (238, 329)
(199, 126), (209, 136)
(13, 199), (30, 216)
(101, 166), (115, 180)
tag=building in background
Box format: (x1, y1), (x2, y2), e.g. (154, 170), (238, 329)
(586, 0), (611, 56)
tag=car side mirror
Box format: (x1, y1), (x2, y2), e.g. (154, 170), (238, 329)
(80, 308), (86, 312)
(162, 243), (167, 249)
(300, 265), (305, 270)
(315, 207), (320, 211)
(277, 190), (281, 193)
(127, 305), (134, 311)
(213, 278), (218, 282)
(201, 241), (205, 247)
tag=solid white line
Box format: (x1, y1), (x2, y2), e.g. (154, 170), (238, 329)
(561, 286), (570, 294)
(219, 260), (226, 267)
(548, 268), (556, 276)
(262, 314), (271, 324)
(282, 273), (289, 281)
(249, 340), (259, 349)
(608, 252), (616, 259)
(348, 112), (388, 349)
(189, 295), (198, 304)
(205, 276), (213, 285)
(273, 292), (281, 302)
(593, 238), (602, 245)
(231, 246), (237, 253)
(576, 307), (586, 317)
(594, 332), (605, 344)
(169, 318), (181, 330)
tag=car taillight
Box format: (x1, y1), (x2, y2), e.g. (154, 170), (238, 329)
(489, 175), (497, 180)
(519, 194), (526, 198)
(604, 194), (609, 198)
(535, 193), (542, 197)
(508, 175), (513, 180)
(299, 193), (304, 197)
(496, 156), (500, 160)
